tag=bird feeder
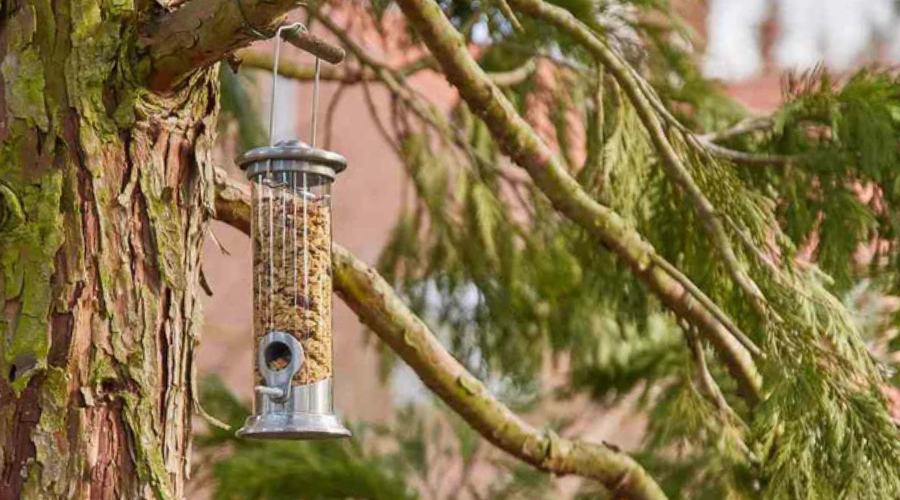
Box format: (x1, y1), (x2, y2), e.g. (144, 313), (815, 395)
(236, 24), (350, 440)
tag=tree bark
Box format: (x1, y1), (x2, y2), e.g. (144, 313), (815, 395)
(0, 0), (218, 498)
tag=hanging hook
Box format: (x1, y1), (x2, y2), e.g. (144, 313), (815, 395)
(311, 57), (321, 148)
(268, 22), (306, 146)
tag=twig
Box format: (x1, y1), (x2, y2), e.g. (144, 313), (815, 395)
(486, 58), (537, 87)
(652, 253), (762, 358)
(494, 0), (524, 32)
(206, 226), (232, 256)
(683, 322), (743, 423)
(700, 117), (775, 143)
(693, 136), (797, 167)
(311, 8), (528, 187)
(361, 78), (403, 157)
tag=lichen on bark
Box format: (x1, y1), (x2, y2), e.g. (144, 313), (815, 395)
(0, 0), (219, 497)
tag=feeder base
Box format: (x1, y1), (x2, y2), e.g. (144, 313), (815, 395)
(237, 412), (351, 440)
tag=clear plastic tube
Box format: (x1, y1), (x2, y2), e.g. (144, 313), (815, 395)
(251, 168), (334, 386)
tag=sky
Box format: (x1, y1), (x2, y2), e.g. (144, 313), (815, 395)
(704, 0), (900, 81)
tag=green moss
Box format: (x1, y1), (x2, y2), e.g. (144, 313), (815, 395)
(1, 8), (50, 132)
(1, 172), (64, 395)
(0, 183), (25, 233)
(30, 368), (71, 496)
(123, 394), (175, 500)
(89, 356), (118, 386)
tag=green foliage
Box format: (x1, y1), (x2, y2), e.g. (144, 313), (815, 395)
(196, 377), (551, 500)
(372, 22), (900, 500)
(216, 1), (900, 498)
(736, 70), (900, 292)
(197, 377), (418, 500)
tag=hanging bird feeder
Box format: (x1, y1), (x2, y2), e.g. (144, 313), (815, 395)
(236, 24), (350, 440)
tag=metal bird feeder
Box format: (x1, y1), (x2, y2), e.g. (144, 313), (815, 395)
(236, 24), (350, 440)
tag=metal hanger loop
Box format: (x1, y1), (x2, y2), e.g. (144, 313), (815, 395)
(269, 22), (307, 147)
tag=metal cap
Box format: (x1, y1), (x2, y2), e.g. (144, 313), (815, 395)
(237, 139), (348, 180)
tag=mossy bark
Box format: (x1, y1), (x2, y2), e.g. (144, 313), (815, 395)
(0, 0), (218, 497)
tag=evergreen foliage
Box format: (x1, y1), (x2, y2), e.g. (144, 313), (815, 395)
(214, 0), (900, 498)
(196, 377), (550, 500)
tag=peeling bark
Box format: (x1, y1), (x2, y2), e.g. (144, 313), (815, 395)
(141, 0), (300, 91)
(0, 0), (218, 497)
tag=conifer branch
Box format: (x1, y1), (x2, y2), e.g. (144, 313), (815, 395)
(309, 9), (529, 187)
(210, 169), (669, 500)
(383, 0), (763, 403)
(503, 0), (769, 319)
(701, 117), (775, 143)
(683, 323), (743, 424)
(695, 138), (796, 166)
(330, 246), (668, 500)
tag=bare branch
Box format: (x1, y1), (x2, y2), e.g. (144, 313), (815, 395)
(236, 49), (370, 82)
(388, 0), (763, 404)
(701, 117), (775, 143)
(488, 58), (537, 87)
(210, 169), (669, 500)
(235, 50), (440, 83)
(694, 136), (797, 167)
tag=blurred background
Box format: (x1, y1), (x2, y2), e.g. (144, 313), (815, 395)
(194, 1), (900, 498)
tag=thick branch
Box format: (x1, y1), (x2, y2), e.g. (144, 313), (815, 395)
(386, 0), (763, 403)
(211, 170), (668, 500)
(332, 247), (668, 500)
(141, 0), (298, 91)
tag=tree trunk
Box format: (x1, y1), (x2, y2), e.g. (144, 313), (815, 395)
(0, 0), (218, 497)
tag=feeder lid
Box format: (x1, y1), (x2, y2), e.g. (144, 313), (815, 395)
(237, 139), (348, 180)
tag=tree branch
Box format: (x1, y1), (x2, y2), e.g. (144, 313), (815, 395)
(385, 0), (763, 403)
(235, 50), (442, 83)
(236, 49), (371, 82)
(332, 246), (668, 500)
(695, 139), (796, 167)
(210, 169), (668, 500)
(310, 9), (530, 186)
(700, 117), (775, 143)
(141, 0), (299, 91)
(504, 0), (769, 318)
